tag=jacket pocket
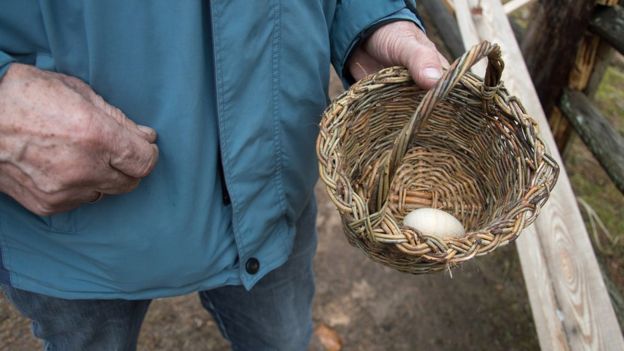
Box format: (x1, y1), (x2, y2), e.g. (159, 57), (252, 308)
(41, 210), (77, 233)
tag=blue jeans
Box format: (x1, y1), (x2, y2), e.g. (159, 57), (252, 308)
(2, 202), (317, 351)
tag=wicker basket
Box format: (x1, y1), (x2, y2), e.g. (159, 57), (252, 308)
(316, 41), (559, 274)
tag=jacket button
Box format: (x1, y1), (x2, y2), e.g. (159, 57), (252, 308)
(245, 258), (260, 275)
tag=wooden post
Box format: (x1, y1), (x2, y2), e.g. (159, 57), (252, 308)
(453, 0), (624, 349)
(553, 31), (603, 151)
(589, 5), (624, 55)
(504, 0), (536, 14)
(521, 0), (595, 115)
(419, 1), (465, 58)
(560, 89), (624, 193)
(585, 41), (614, 98)
(596, 0), (619, 6)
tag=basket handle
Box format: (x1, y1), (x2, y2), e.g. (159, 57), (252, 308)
(373, 41), (504, 211)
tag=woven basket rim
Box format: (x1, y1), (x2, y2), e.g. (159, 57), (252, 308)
(316, 41), (559, 273)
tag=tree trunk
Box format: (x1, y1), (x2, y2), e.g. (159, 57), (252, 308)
(521, 0), (595, 115)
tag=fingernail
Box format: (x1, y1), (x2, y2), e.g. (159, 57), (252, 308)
(423, 67), (442, 81)
(137, 125), (154, 134)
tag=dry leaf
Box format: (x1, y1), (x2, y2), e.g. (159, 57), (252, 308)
(313, 323), (343, 351)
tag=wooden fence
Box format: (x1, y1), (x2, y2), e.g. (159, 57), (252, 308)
(420, 0), (624, 349)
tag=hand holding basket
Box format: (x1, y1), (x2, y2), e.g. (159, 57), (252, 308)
(317, 41), (559, 274)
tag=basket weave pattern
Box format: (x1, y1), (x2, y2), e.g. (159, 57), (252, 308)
(317, 42), (559, 274)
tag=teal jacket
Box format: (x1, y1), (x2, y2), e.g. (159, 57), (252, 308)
(0, 1), (422, 299)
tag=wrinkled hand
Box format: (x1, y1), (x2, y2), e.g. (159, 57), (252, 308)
(0, 63), (159, 215)
(347, 21), (449, 89)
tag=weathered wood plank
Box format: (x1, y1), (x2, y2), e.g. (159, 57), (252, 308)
(556, 32), (602, 152)
(550, 106), (574, 152)
(453, 0), (487, 77)
(585, 40), (613, 99)
(589, 5), (624, 54)
(569, 34), (601, 90)
(452, 2), (569, 349)
(560, 89), (624, 193)
(419, 1), (465, 58)
(442, 0), (456, 13)
(504, 0), (535, 14)
(453, 1), (624, 350)
(596, 0), (620, 7)
(521, 0), (595, 115)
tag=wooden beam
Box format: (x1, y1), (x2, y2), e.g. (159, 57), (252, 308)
(419, 1), (465, 58)
(589, 5), (624, 54)
(453, 1), (624, 350)
(549, 106), (574, 152)
(442, 0), (456, 13)
(453, 0), (487, 77)
(560, 89), (624, 193)
(504, 0), (535, 14)
(596, 0), (620, 6)
(553, 32), (602, 153)
(521, 0), (595, 115)
(569, 34), (601, 91)
(585, 40), (614, 99)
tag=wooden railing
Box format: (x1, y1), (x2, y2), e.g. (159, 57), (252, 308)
(420, 1), (624, 350)
(424, 0), (624, 194)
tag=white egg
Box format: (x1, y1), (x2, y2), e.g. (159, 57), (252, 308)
(403, 208), (465, 238)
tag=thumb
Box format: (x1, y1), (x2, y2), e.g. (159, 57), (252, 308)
(101, 118), (160, 178)
(398, 41), (444, 90)
(57, 74), (157, 142)
(365, 21), (443, 89)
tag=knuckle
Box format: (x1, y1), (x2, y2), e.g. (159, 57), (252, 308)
(74, 113), (105, 145)
(123, 178), (141, 193)
(108, 105), (127, 121)
(63, 75), (85, 87)
(44, 194), (64, 208)
(37, 179), (65, 195)
(135, 146), (159, 178)
(35, 202), (57, 216)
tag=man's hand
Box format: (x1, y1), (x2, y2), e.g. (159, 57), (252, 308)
(347, 21), (448, 89)
(0, 63), (159, 215)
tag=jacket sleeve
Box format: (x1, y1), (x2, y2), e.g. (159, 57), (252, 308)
(0, 52), (15, 78)
(0, 1), (48, 79)
(330, 0), (425, 84)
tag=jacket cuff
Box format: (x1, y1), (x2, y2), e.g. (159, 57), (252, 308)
(330, 1), (425, 85)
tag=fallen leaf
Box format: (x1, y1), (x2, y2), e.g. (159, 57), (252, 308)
(314, 323), (342, 351)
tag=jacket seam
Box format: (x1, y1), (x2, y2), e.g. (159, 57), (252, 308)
(271, 0), (287, 219)
(210, 2), (246, 255)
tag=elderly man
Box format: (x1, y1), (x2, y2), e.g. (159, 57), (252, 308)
(0, 1), (444, 350)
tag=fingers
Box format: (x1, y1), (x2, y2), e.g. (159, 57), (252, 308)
(0, 164), (46, 214)
(57, 74), (157, 143)
(347, 47), (385, 81)
(97, 101), (157, 143)
(438, 53), (451, 70)
(397, 40), (444, 89)
(363, 21), (445, 89)
(96, 172), (141, 195)
(58, 75), (158, 180)
(106, 124), (159, 178)
(0, 66), (156, 215)
(0, 163), (104, 215)
(55, 74), (159, 178)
